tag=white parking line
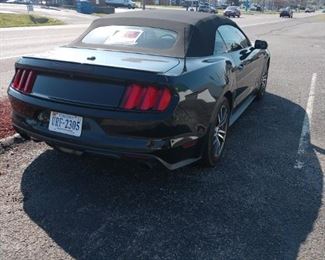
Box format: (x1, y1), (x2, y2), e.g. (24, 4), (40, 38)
(294, 73), (317, 169)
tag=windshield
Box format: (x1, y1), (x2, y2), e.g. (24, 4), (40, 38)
(82, 25), (178, 51)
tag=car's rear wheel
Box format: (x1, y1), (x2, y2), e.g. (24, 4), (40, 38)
(201, 98), (230, 167)
(256, 64), (269, 100)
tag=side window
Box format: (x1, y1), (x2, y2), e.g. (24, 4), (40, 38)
(238, 31), (250, 48)
(218, 25), (251, 52)
(214, 30), (227, 55)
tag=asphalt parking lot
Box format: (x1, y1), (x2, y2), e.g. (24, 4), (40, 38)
(0, 11), (325, 259)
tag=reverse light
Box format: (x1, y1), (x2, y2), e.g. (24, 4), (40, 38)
(11, 69), (37, 94)
(121, 84), (172, 112)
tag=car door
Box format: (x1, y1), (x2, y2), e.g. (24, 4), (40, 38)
(218, 25), (259, 108)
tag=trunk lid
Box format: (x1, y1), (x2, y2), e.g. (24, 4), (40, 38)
(27, 47), (180, 73)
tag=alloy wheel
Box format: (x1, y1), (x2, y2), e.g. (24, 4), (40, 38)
(212, 104), (229, 158)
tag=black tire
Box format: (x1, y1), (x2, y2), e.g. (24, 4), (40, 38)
(256, 63), (269, 100)
(201, 97), (230, 167)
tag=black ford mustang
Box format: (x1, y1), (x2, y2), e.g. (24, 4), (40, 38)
(8, 10), (270, 170)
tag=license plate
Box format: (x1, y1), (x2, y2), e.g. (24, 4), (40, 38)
(49, 111), (83, 137)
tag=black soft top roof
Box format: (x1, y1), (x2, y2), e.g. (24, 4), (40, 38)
(69, 10), (238, 58)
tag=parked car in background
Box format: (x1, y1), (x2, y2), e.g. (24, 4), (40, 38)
(216, 4), (228, 9)
(198, 3), (217, 13)
(280, 7), (293, 18)
(181, 0), (199, 8)
(8, 11), (270, 170)
(105, 0), (136, 9)
(250, 4), (262, 11)
(223, 6), (241, 18)
(305, 7), (315, 13)
(6, 0), (30, 3)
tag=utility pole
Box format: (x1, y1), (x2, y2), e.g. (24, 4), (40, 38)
(142, 0), (145, 10)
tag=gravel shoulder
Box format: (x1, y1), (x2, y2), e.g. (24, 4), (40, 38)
(0, 98), (15, 139)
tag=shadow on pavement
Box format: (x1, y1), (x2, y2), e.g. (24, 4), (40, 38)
(21, 93), (322, 259)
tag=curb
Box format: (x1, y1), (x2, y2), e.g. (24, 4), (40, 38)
(0, 133), (25, 154)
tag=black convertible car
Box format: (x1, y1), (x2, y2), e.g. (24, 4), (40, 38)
(8, 10), (270, 170)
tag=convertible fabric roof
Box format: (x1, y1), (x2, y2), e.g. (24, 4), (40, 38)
(69, 10), (239, 58)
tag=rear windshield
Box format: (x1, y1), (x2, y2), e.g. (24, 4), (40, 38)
(82, 25), (178, 50)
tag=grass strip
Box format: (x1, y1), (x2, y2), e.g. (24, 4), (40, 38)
(0, 13), (64, 28)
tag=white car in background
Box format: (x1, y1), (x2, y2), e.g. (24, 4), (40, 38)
(105, 0), (136, 9)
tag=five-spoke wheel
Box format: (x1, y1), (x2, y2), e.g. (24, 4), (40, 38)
(202, 97), (230, 167)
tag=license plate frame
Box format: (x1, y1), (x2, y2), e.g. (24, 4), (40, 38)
(48, 111), (83, 137)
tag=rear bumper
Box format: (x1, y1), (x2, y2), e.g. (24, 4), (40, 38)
(8, 88), (203, 170)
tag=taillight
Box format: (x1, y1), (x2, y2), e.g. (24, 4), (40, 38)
(121, 84), (172, 112)
(11, 69), (37, 94)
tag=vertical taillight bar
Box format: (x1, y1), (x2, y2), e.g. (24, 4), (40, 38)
(18, 70), (28, 90)
(12, 69), (23, 89)
(24, 71), (37, 93)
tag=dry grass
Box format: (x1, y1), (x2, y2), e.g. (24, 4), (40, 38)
(0, 13), (63, 28)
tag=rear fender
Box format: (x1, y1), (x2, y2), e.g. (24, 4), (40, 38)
(167, 57), (234, 135)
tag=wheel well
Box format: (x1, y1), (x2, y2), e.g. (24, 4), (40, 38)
(224, 91), (233, 110)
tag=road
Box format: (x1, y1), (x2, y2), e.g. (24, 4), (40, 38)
(0, 12), (325, 260)
(0, 7), (319, 97)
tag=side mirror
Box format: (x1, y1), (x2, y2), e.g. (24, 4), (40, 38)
(254, 40), (268, 49)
